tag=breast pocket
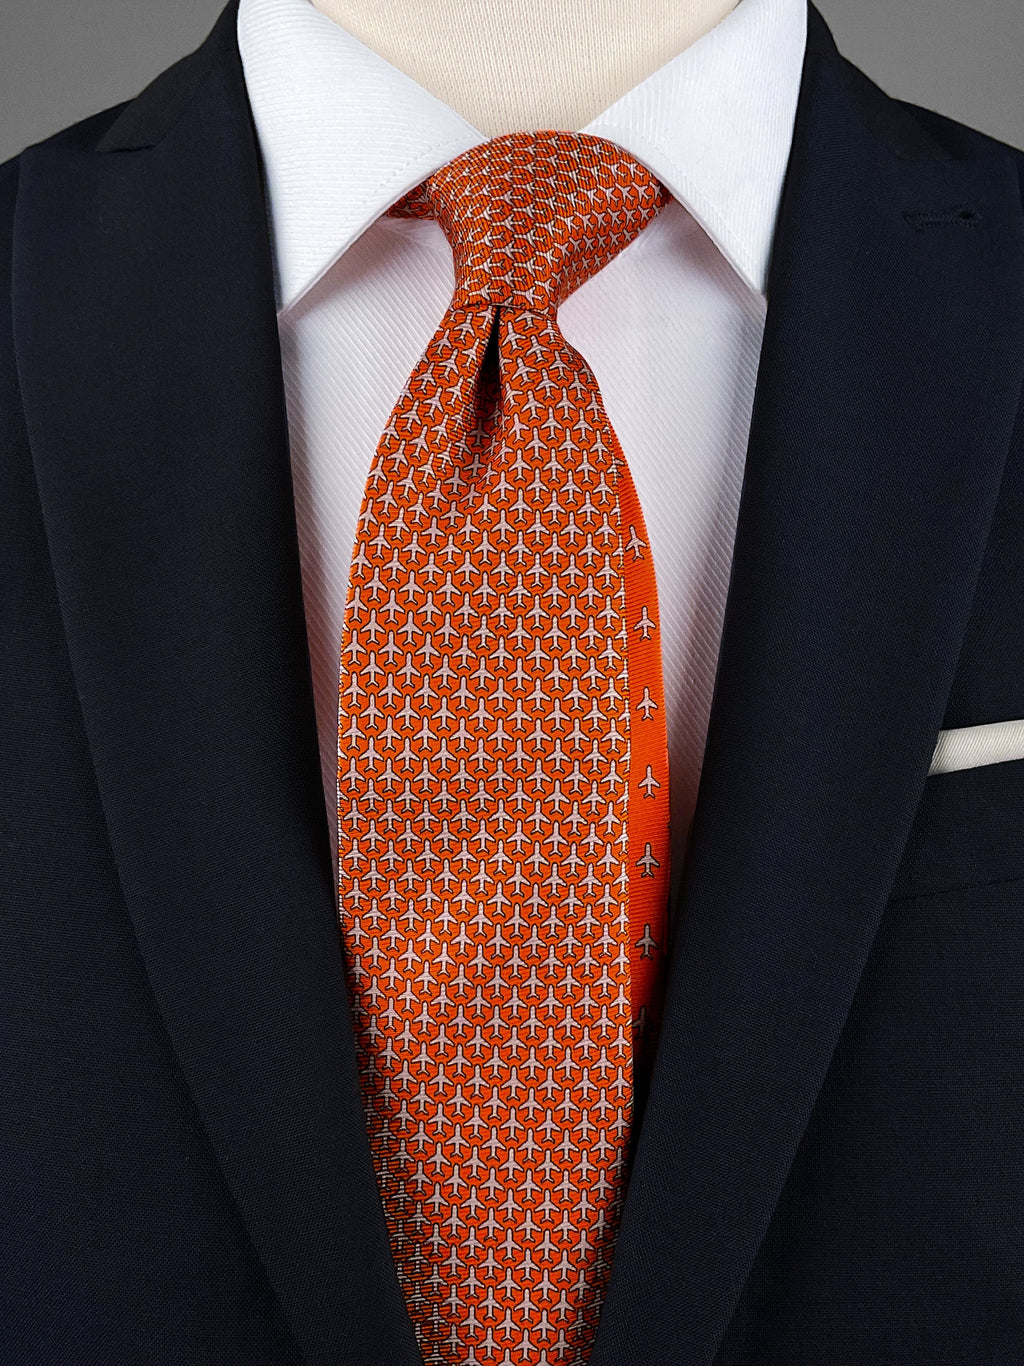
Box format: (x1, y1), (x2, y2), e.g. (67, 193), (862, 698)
(890, 755), (1024, 902)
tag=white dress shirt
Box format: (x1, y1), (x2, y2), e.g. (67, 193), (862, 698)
(236, 0), (807, 908)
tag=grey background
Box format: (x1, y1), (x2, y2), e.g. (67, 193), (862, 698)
(1, 0), (1022, 165)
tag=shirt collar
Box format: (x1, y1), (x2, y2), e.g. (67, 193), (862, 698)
(237, 0), (807, 314)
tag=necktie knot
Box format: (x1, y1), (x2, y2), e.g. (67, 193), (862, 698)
(388, 130), (669, 313)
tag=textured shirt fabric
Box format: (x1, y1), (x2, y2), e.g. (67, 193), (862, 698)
(235, 0), (807, 907)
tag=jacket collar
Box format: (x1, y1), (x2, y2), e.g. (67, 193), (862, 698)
(12, 3), (1024, 1362)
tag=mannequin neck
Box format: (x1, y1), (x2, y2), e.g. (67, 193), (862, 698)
(311, 0), (739, 136)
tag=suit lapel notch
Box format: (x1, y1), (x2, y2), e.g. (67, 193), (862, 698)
(591, 9), (1024, 1365)
(12, 3), (421, 1362)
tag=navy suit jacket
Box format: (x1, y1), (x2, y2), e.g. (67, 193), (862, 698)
(3, 1), (1024, 1361)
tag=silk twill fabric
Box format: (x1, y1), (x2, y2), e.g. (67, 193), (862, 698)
(336, 133), (671, 1364)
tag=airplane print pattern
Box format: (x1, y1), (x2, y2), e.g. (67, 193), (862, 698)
(336, 132), (672, 1365)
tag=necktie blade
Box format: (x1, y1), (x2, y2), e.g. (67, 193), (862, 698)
(337, 131), (671, 1365)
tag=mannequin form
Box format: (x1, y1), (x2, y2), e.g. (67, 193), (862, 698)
(311, 0), (740, 134)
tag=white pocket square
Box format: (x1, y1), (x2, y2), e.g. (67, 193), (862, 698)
(929, 719), (1024, 776)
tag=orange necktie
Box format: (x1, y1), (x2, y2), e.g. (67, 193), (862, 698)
(337, 131), (671, 1365)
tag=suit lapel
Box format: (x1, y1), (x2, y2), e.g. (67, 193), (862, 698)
(590, 7), (1024, 1365)
(12, 3), (421, 1363)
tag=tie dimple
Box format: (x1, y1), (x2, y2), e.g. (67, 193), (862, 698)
(388, 131), (670, 312)
(337, 131), (672, 1365)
